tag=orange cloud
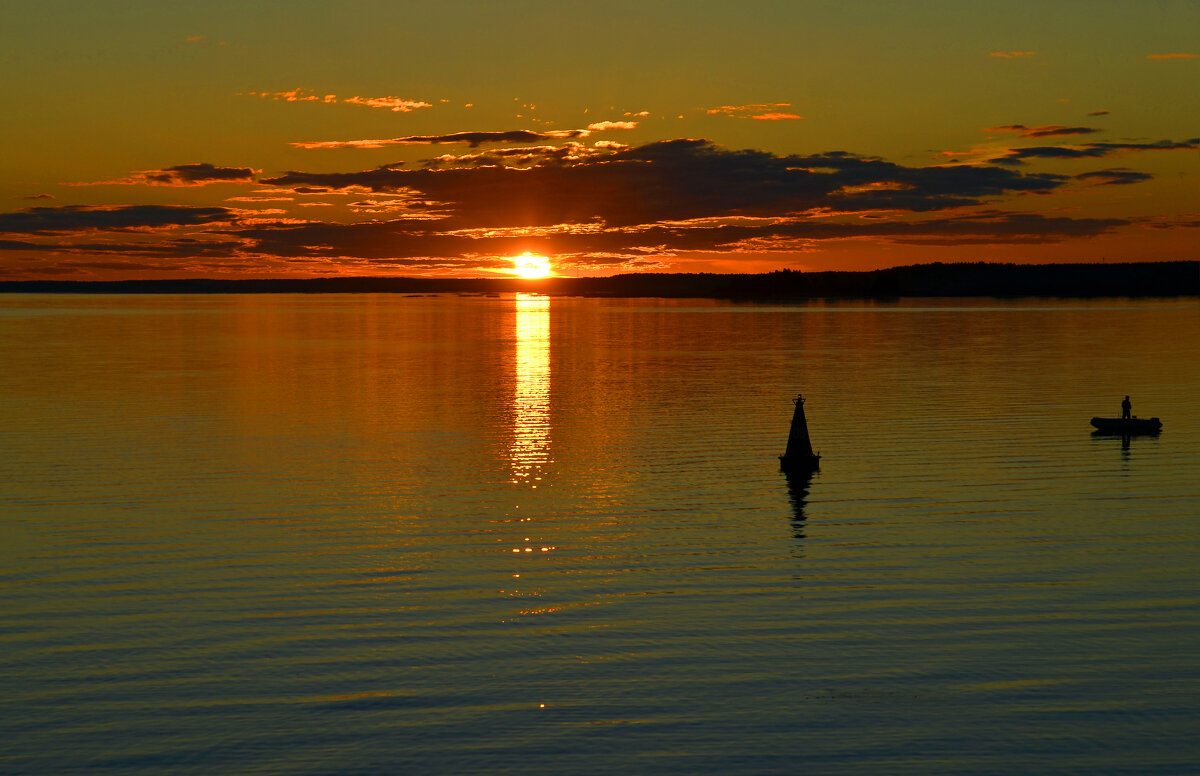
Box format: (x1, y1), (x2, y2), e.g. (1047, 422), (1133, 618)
(586, 121), (638, 131)
(248, 89), (431, 111)
(1146, 53), (1196, 60)
(989, 51), (1035, 58)
(342, 96), (432, 112)
(752, 112), (803, 121)
(707, 103), (794, 118)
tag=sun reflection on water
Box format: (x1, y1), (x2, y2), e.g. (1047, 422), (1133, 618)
(509, 293), (551, 486)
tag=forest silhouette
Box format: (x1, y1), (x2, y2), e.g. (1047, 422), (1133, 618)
(2, 261), (1196, 299)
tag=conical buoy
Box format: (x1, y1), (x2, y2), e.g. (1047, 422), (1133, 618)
(779, 393), (821, 472)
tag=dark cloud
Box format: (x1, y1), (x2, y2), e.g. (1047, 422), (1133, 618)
(987, 124), (1100, 138)
(997, 138), (1199, 165)
(74, 163), (257, 187)
(0, 237), (250, 259)
(263, 139), (1069, 228)
(223, 210), (1126, 264)
(139, 163), (256, 185)
(60, 261), (177, 271)
(17, 193), (55, 200)
(0, 239), (56, 250)
(1074, 168), (1153, 186)
(1086, 139), (1200, 153)
(3, 139), (1160, 271)
(292, 130), (592, 150)
(0, 205), (236, 234)
(1087, 110), (1111, 117)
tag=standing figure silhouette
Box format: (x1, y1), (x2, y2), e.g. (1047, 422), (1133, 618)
(1121, 395), (1132, 420)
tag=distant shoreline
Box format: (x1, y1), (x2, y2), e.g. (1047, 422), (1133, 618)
(1, 261), (1197, 299)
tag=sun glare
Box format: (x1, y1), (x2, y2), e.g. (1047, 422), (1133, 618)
(512, 252), (552, 279)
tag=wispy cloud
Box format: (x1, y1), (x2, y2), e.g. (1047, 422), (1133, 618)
(223, 210), (1128, 267)
(995, 137), (1200, 165)
(17, 193), (55, 200)
(291, 129), (596, 150)
(1146, 53), (1196, 60)
(1087, 110), (1111, 116)
(989, 51), (1035, 58)
(72, 163), (256, 187)
(246, 89), (432, 112)
(1074, 168), (1153, 186)
(707, 103), (799, 119)
(342, 96), (433, 111)
(0, 205), (235, 234)
(986, 124), (1100, 138)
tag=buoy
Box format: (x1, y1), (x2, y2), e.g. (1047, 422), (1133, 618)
(779, 394), (821, 472)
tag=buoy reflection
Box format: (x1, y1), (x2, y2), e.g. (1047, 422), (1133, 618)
(510, 293), (551, 484)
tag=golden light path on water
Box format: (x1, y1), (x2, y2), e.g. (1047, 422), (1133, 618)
(509, 293), (551, 486)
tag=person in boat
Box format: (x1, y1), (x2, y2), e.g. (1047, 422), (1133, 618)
(1121, 396), (1132, 420)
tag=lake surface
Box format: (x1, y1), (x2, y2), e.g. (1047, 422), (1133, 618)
(2, 292), (1198, 775)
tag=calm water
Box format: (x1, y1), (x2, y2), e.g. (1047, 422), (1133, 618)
(2, 293), (1199, 775)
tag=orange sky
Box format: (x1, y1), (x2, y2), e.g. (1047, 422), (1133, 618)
(1, 1), (1197, 280)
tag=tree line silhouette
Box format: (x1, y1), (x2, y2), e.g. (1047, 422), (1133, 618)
(2, 261), (1196, 299)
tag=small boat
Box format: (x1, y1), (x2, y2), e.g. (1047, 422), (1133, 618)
(1090, 416), (1162, 434)
(780, 394), (821, 472)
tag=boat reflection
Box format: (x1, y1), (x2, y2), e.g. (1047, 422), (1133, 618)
(1091, 428), (1159, 458)
(509, 293), (551, 485)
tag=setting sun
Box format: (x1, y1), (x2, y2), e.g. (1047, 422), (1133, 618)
(511, 252), (552, 279)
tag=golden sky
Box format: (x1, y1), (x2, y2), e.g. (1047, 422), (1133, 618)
(2, 0), (1197, 279)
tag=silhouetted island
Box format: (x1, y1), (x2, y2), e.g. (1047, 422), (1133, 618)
(1, 261), (1196, 299)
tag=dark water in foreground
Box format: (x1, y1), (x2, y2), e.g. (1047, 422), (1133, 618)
(2, 293), (1198, 775)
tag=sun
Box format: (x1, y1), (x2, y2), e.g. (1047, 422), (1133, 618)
(511, 252), (552, 279)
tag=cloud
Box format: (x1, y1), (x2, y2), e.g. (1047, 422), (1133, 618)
(248, 88), (432, 111)
(1087, 110), (1111, 116)
(995, 137), (1200, 165)
(1073, 168), (1153, 186)
(1146, 53), (1196, 60)
(986, 124), (1100, 138)
(18, 193), (55, 200)
(422, 142), (612, 169)
(586, 121), (638, 131)
(60, 261), (181, 271)
(74, 163), (256, 187)
(261, 139), (1071, 230)
(218, 210), (1128, 266)
(989, 51), (1035, 58)
(342, 96), (432, 112)
(707, 103), (796, 119)
(291, 129), (592, 150)
(0, 205), (236, 234)
(8, 138), (1171, 271)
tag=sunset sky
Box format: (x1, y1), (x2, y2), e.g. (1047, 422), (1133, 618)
(2, 0), (1197, 279)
